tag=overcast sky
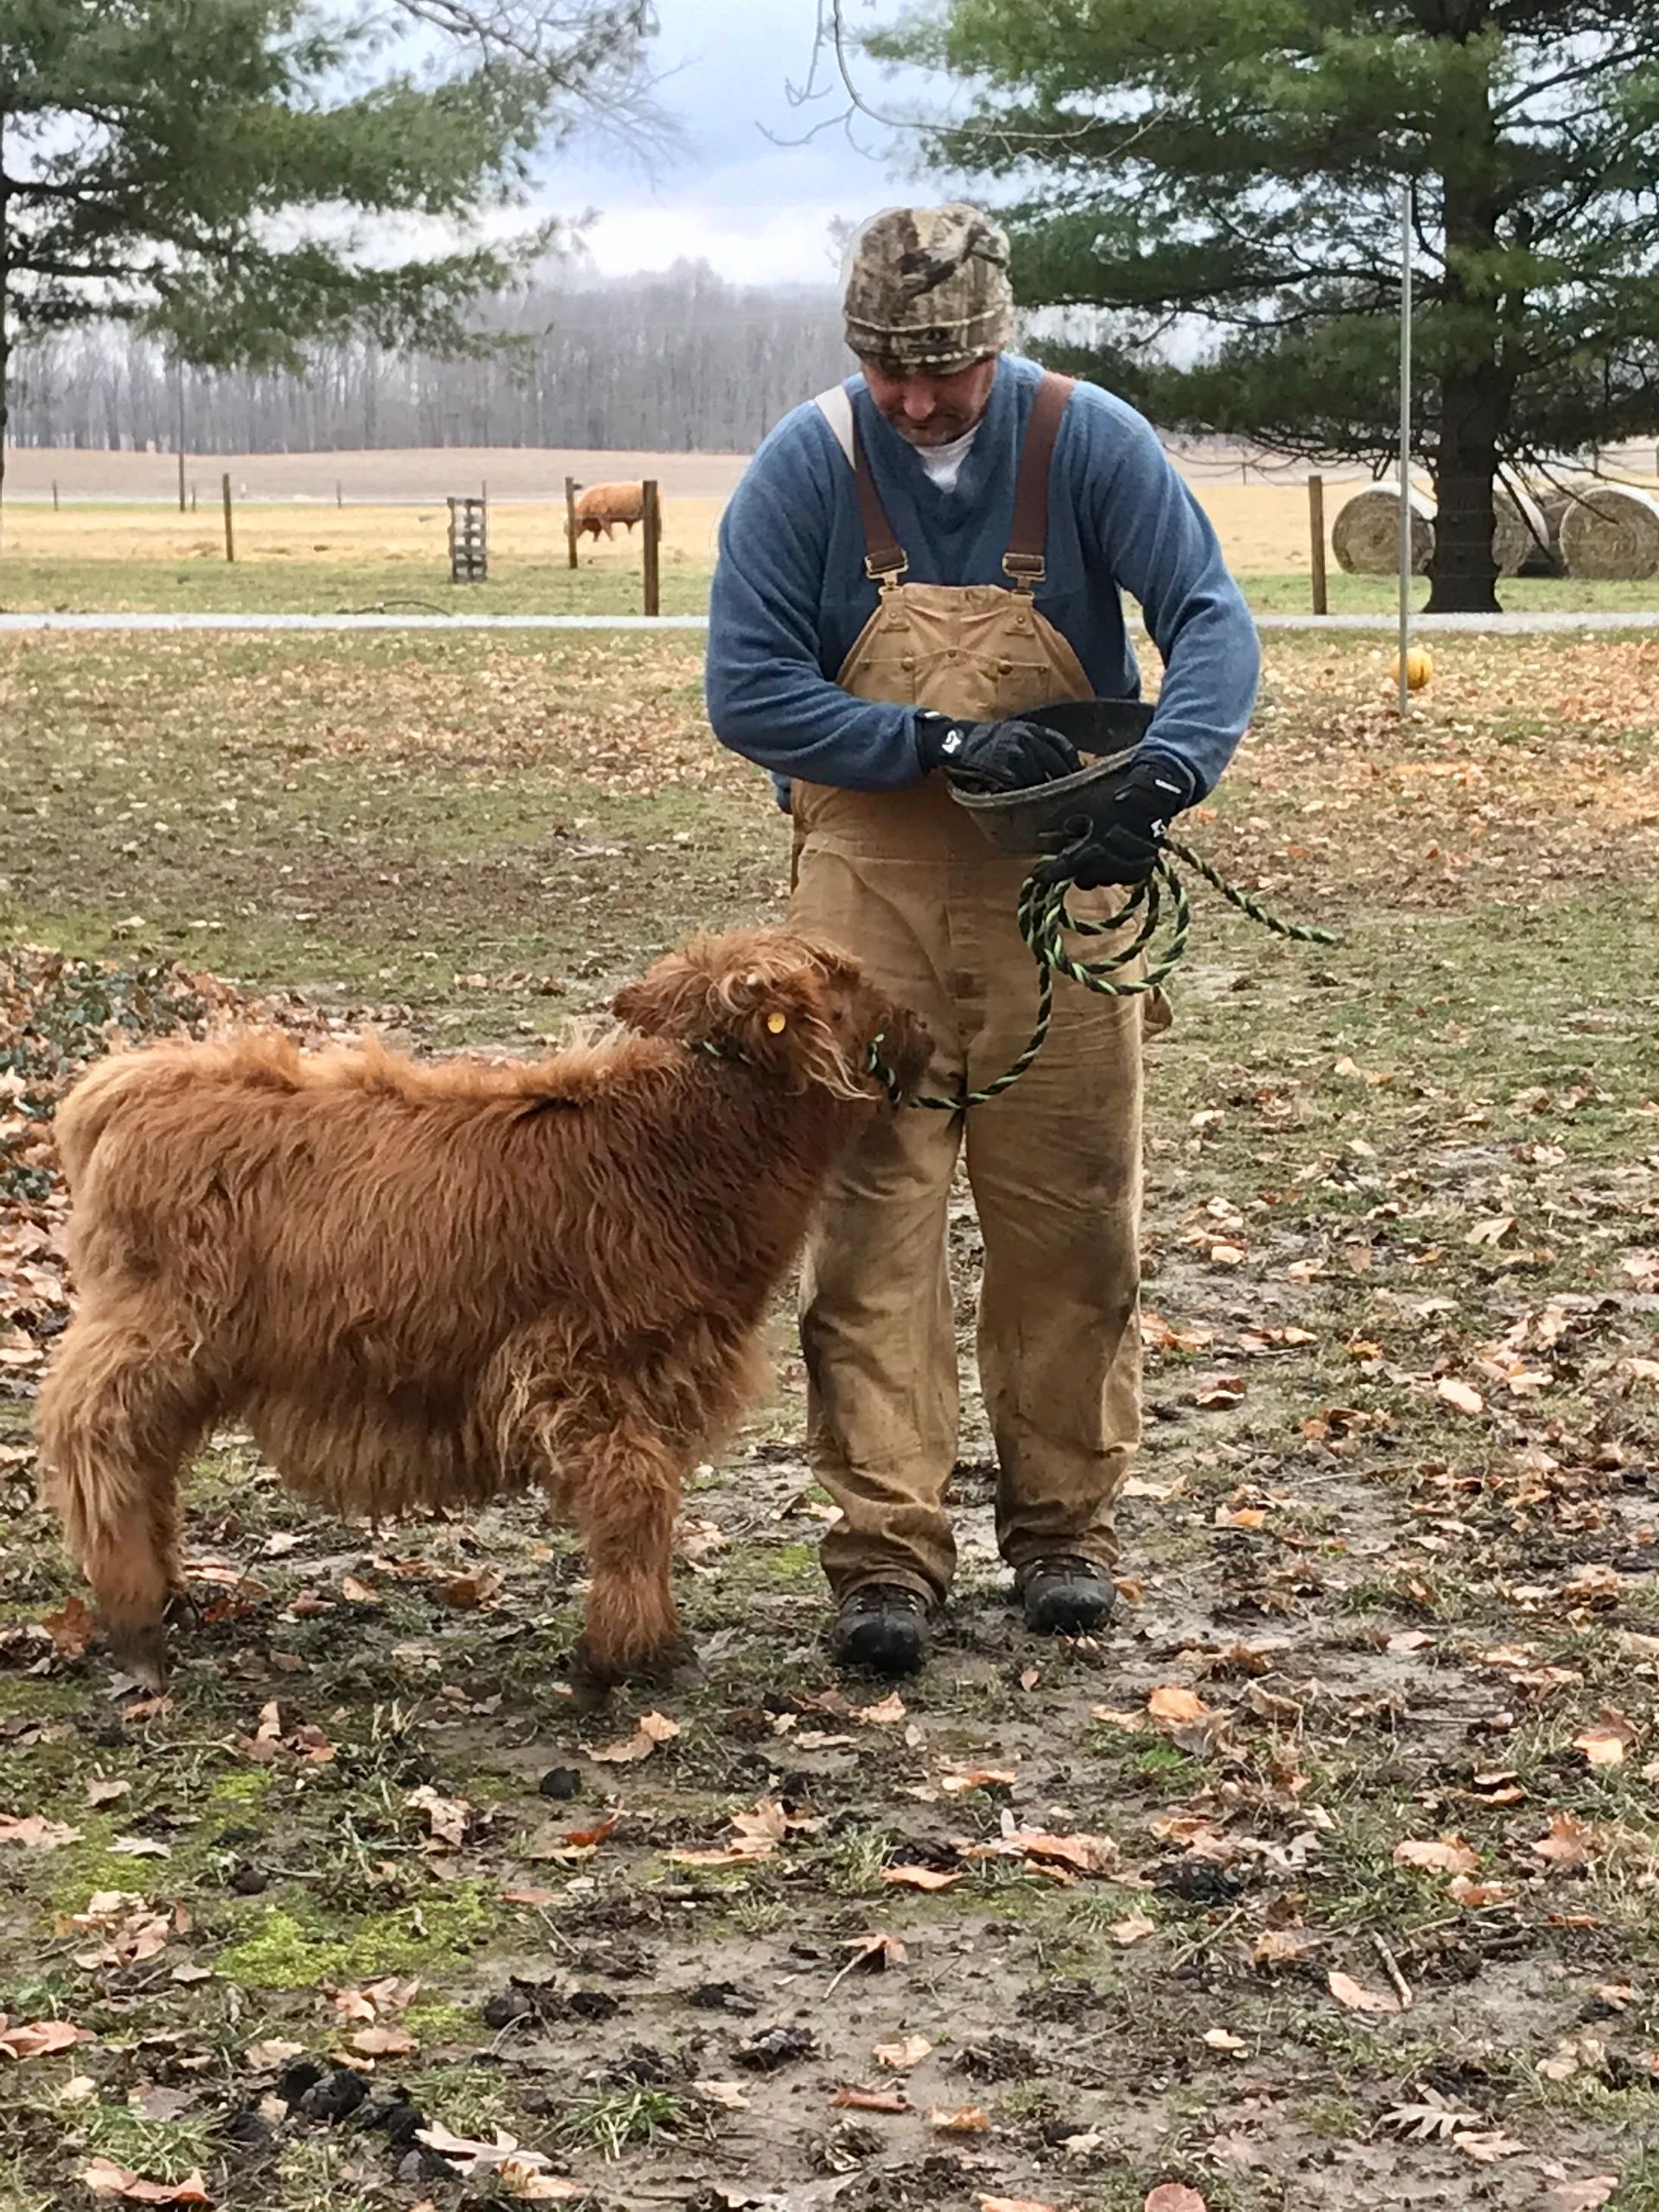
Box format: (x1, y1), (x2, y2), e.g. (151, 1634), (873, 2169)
(544, 0), (955, 285)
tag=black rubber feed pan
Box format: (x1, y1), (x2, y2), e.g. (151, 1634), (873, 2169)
(950, 696), (1155, 856)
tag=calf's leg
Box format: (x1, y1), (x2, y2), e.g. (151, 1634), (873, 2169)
(553, 1418), (691, 1687)
(35, 1304), (215, 1689)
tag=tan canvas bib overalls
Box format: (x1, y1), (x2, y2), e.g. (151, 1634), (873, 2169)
(790, 372), (1152, 1605)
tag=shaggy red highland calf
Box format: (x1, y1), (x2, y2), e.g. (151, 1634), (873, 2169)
(574, 481), (645, 540)
(36, 931), (930, 1690)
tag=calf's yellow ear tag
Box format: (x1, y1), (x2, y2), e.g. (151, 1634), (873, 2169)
(766, 1011), (788, 1033)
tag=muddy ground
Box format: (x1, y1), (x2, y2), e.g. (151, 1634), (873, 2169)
(1, 629), (1657, 2212)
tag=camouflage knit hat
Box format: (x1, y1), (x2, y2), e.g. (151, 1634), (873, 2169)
(842, 204), (1014, 373)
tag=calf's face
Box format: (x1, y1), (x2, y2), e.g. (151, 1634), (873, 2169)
(613, 931), (931, 1103)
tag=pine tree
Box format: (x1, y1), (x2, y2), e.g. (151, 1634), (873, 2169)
(871, 0), (1659, 612)
(0, 0), (657, 515)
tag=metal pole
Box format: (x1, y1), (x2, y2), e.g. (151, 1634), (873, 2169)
(175, 370), (187, 514)
(1398, 181), (1414, 717)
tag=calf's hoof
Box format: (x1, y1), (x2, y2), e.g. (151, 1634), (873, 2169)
(571, 1630), (697, 1695)
(106, 1620), (169, 1694)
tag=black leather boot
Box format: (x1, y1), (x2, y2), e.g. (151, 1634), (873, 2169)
(830, 1583), (931, 1675)
(1017, 1554), (1116, 1636)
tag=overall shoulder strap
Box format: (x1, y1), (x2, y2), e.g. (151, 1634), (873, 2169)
(1003, 370), (1076, 588)
(814, 385), (907, 584)
(813, 384), (855, 467)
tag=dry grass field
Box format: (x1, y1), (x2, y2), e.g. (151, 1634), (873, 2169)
(2, 442), (1377, 579)
(5, 448), (1657, 617)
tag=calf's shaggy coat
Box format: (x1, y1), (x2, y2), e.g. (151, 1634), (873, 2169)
(37, 930), (930, 1688)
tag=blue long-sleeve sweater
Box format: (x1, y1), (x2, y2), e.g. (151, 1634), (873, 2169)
(705, 353), (1260, 799)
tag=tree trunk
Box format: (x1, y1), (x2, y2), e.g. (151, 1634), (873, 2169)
(1427, 365), (1505, 613)
(1, 188), (10, 548)
(1424, 20), (1510, 615)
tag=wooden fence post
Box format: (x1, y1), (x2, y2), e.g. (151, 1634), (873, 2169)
(564, 476), (580, 569)
(52, 480), (59, 512)
(336, 480), (343, 510)
(178, 448), (186, 515)
(1308, 474), (1328, 615)
(221, 473), (236, 563)
(642, 479), (661, 617)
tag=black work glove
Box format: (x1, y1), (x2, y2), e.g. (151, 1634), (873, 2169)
(915, 711), (1082, 791)
(1031, 753), (1197, 890)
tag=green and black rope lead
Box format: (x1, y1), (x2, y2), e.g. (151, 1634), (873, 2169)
(870, 836), (1340, 1114)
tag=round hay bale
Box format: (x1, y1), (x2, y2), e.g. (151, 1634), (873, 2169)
(1559, 486), (1659, 580)
(1332, 485), (1434, 575)
(1536, 487), (1572, 559)
(1493, 483), (1550, 576)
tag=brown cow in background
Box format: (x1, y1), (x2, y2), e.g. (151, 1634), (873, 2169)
(575, 482), (645, 540)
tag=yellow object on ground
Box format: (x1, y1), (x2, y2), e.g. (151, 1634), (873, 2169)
(1394, 645), (1434, 690)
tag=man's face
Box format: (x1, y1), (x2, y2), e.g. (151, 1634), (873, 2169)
(859, 353), (999, 446)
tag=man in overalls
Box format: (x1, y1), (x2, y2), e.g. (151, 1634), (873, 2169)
(706, 205), (1261, 1675)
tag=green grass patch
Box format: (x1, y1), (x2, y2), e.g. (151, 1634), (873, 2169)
(214, 1884), (501, 1990)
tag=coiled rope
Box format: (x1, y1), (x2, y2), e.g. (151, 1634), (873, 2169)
(872, 836), (1340, 1114)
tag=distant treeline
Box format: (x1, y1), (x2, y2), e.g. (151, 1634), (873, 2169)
(10, 263), (849, 454)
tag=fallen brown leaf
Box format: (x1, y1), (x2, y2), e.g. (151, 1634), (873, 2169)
(855, 1691), (907, 1726)
(1326, 1969), (1400, 2016)
(1253, 1929), (1321, 1966)
(244, 2039), (306, 2069)
(405, 1784), (470, 1847)
(0, 1814), (81, 1850)
(0, 2016), (87, 2061)
(1534, 1813), (1594, 1871)
(833, 1931), (907, 1983)
(882, 1865), (962, 1891)
(929, 2105), (990, 2132)
(1147, 1685), (1213, 1727)
(80, 2162), (212, 2204)
(1144, 2187), (1208, 2212)
(1436, 1376), (1484, 1415)
(830, 2086), (912, 2113)
(873, 2034), (932, 2069)
(664, 1844), (770, 1867)
(431, 1568), (503, 1609)
(590, 1711), (679, 1763)
(1392, 1835), (1478, 1875)
(1574, 1709), (1639, 1769)
(1455, 2128), (1529, 2163)
(1446, 1876), (1510, 1907)
(562, 1813), (621, 1850)
(348, 2024), (418, 2056)
(695, 2078), (750, 2110)
(1543, 2179), (1618, 2212)
(65, 1891), (170, 1968)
